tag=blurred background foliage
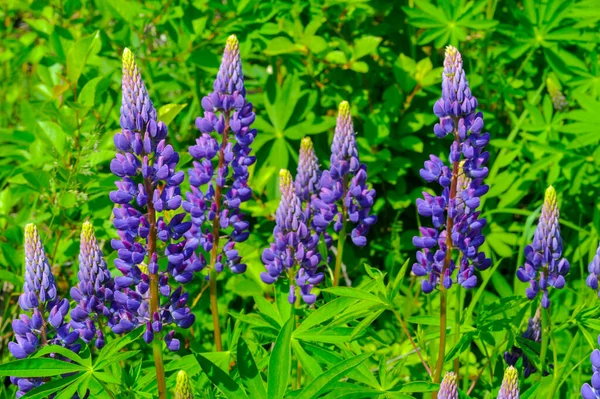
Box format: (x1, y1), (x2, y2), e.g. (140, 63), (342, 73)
(0, 0), (600, 397)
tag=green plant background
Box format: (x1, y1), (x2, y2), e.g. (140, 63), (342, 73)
(0, 0), (599, 398)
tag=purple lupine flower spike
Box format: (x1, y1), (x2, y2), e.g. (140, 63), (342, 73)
(497, 366), (519, 399)
(586, 242), (600, 294)
(295, 137), (321, 203)
(261, 169), (322, 304)
(438, 372), (458, 399)
(412, 45), (490, 293)
(110, 48), (195, 350)
(18, 223), (57, 311)
(516, 186), (569, 308)
(183, 34), (256, 277)
(315, 101), (377, 247)
(582, 335), (600, 399)
(10, 224), (80, 398)
(70, 221), (115, 348)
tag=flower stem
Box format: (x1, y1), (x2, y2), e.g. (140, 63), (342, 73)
(152, 339), (167, 399)
(433, 137), (460, 396)
(392, 309), (432, 377)
(144, 176), (167, 399)
(453, 285), (460, 377)
(540, 303), (550, 379)
(333, 177), (349, 287)
(208, 111), (231, 352)
(333, 216), (347, 287)
(209, 268), (223, 352)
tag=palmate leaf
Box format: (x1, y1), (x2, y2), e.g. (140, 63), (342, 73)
(197, 352), (249, 399)
(404, 0), (497, 47)
(295, 353), (372, 399)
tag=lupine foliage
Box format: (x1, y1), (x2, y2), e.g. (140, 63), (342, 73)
(1, 1), (600, 398)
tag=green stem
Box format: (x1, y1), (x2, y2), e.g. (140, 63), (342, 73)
(209, 268), (222, 352)
(152, 339), (167, 399)
(453, 285), (460, 377)
(333, 207), (347, 287)
(540, 304), (550, 379)
(548, 330), (579, 397)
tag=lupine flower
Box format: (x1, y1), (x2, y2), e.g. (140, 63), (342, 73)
(294, 137), (333, 253)
(313, 101), (377, 247)
(438, 372), (458, 399)
(516, 186), (569, 308)
(546, 77), (567, 111)
(582, 335), (600, 399)
(586, 242), (600, 295)
(110, 48), (195, 350)
(10, 224), (80, 398)
(412, 45), (491, 293)
(296, 137), (321, 203)
(497, 366), (519, 399)
(70, 222), (115, 348)
(175, 370), (194, 399)
(261, 169), (323, 304)
(504, 309), (541, 378)
(183, 34), (255, 276)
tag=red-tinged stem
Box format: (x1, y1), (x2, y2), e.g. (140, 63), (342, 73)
(392, 309), (432, 377)
(144, 176), (167, 399)
(209, 111), (230, 352)
(433, 130), (460, 397)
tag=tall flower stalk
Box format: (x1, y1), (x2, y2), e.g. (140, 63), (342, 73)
(412, 46), (491, 389)
(70, 221), (115, 349)
(111, 48), (196, 399)
(10, 224), (80, 397)
(183, 34), (256, 351)
(515, 186), (568, 376)
(313, 101), (377, 286)
(261, 169), (323, 304)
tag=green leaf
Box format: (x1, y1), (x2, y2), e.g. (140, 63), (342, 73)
(388, 259), (411, 301)
(237, 338), (267, 398)
(265, 37), (301, 56)
(292, 340), (323, 380)
(353, 36), (382, 59)
(196, 353), (249, 399)
(321, 287), (386, 304)
(0, 358), (86, 377)
(158, 103), (188, 126)
(33, 345), (89, 367)
(325, 51), (348, 64)
(296, 297), (358, 334)
(36, 121), (67, 156)
(66, 31), (100, 84)
(295, 353), (372, 399)
(78, 76), (104, 107)
(22, 372), (84, 399)
(351, 61), (369, 73)
(398, 381), (438, 392)
(267, 316), (294, 399)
